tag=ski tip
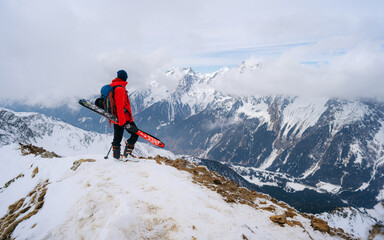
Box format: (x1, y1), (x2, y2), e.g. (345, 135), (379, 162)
(79, 99), (91, 106)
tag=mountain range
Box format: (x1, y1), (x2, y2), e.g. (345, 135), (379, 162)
(128, 63), (384, 212)
(2, 61), (384, 237)
(4, 62), (384, 209)
(0, 105), (383, 239)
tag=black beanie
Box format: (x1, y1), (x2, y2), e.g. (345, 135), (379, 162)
(117, 70), (128, 81)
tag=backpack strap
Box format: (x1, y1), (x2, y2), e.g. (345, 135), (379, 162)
(109, 85), (127, 117)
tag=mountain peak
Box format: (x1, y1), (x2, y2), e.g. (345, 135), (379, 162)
(238, 60), (263, 73)
(176, 68), (198, 92)
(166, 67), (195, 78)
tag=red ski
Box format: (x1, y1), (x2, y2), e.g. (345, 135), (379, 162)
(79, 99), (165, 148)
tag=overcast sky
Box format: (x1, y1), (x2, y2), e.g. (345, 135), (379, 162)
(0, 0), (383, 107)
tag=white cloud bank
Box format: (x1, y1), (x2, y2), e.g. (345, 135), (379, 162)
(213, 38), (384, 99)
(0, 0), (383, 107)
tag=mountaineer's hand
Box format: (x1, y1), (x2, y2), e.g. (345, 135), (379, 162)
(124, 122), (139, 133)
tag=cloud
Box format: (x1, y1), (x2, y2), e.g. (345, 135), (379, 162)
(204, 116), (241, 131)
(0, 0), (383, 107)
(0, 0), (176, 107)
(212, 38), (384, 99)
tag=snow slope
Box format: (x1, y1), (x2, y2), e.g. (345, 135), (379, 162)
(317, 206), (384, 240)
(0, 145), (345, 240)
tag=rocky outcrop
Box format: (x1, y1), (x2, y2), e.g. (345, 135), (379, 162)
(270, 214), (287, 225)
(311, 218), (330, 233)
(19, 143), (61, 158)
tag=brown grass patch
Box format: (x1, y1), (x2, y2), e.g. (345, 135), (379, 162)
(0, 180), (49, 239)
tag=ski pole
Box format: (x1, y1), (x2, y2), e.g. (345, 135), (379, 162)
(104, 145), (112, 159)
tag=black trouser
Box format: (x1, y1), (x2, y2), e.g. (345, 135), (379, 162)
(112, 121), (139, 147)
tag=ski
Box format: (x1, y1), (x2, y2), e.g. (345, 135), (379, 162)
(79, 99), (165, 148)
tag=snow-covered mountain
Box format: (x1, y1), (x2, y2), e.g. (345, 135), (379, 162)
(123, 63), (384, 213)
(3, 62), (383, 212)
(0, 106), (382, 239)
(0, 107), (174, 158)
(2, 61), (384, 238)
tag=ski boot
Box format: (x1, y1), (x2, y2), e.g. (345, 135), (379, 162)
(123, 142), (134, 158)
(112, 145), (121, 161)
(123, 142), (139, 162)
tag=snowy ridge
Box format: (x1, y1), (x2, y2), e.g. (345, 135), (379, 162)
(0, 146), (351, 240)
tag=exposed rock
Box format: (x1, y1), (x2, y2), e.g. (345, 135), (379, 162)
(41, 151), (59, 158)
(270, 214), (287, 225)
(286, 220), (304, 228)
(311, 217), (330, 233)
(32, 167), (39, 178)
(285, 210), (297, 218)
(19, 143), (61, 158)
(242, 234), (249, 240)
(71, 159), (96, 171)
(0, 174), (24, 190)
(261, 205), (276, 213)
(368, 223), (384, 240)
(213, 179), (222, 185)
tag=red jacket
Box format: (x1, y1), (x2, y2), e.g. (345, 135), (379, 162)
(110, 78), (134, 126)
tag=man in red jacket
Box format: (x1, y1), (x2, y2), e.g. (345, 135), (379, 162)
(110, 70), (138, 160)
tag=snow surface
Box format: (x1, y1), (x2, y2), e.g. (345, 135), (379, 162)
(236, 99), (270, 122)
(367, 203), (384, 224)
(315, 182), (342, 194)
(281, 96), (328, 138)
(377, 188), (384, 202)
(259, 149), (279, 170)
(331, 101), (370, 133)
(317, 204), (384, 240)
(0, 146), (341, 240)
(285, 182), (307, 192)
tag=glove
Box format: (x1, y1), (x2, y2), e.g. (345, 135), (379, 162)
(124, 122), (138, 133)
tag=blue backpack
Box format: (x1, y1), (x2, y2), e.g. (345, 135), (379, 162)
(95, 84), (123, 116)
